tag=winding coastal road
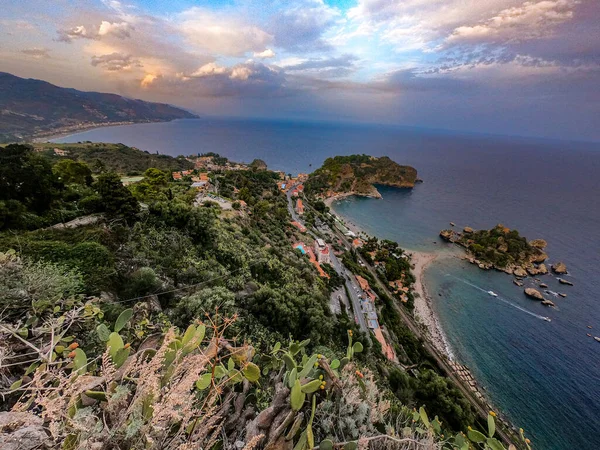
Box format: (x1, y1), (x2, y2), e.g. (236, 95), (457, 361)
(286, 184), (370, 334)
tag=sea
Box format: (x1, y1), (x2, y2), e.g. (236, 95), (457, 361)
(53, 117), (600, 450)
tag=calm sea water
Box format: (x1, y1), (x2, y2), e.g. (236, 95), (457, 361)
(55, 118), (600, 450)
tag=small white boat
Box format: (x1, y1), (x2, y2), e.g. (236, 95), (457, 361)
(543, 317), (552, 322)
(595, 337), (600, 343)
(487, 291), (498, 297)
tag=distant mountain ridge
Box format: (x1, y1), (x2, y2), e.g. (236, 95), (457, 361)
(0, 72), (198, 142)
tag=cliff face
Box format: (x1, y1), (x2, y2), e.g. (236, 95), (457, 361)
(305, 155), (418, 198)
(0, 72), (198, 142)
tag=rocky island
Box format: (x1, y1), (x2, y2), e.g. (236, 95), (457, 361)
(305, 154), (418, 200)
(440, 224), (550, 276)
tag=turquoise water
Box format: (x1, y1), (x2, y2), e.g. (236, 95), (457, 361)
(295, 244), (306, 254)
(55, 117), (600, 450)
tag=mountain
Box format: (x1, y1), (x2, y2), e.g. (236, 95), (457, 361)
(0, 72), (198, 142)
(305, 154), (418, 198)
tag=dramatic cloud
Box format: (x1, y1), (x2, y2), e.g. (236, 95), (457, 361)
(20, 48), (50, 59)
(2, 0), (599, 140)
(91, 52), (140, 71)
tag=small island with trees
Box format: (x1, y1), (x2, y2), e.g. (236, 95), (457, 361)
(305, 154), (418, 200)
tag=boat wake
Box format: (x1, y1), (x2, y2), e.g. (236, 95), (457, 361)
(445, 275), (550, 321)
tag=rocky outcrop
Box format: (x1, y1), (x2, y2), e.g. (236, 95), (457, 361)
(440, 229), (459, 242)
(558, 278), (574, 286)
(541, 299), (555, 307)
(513, 279), (524, 287)
(552, 262), (568, 274)
(525, 288), (544, 300)
(463, 226), (474, 234)
(513, 267), (528, 278)
(0, 412), (50, 450)
(527, 263), (548, 276)
(529, 248), (548, 263)
(529, 239), (548, 249)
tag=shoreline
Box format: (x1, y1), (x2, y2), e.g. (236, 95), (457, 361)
(328, 195), (455, 359)
(32, 121), (140, 143)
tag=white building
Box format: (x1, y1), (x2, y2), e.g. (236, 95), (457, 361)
(314, 239), (330, 264)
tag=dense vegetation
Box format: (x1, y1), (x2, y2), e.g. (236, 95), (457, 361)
(305, 154), (418, 197)
(32, 142), (194, 175)
(0, 145), (530, 450)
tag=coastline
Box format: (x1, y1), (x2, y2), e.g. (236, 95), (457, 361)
(32, 121), (139, 142)
(327, 195), (454, 359)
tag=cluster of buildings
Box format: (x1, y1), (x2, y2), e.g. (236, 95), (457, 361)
(293, 241), (329, 278)
(355, 275), (396, 361)
(172, 170), (211, 191)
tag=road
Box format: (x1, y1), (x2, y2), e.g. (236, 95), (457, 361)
(322, 206), (517, 447)
(286, 184), (370, 335)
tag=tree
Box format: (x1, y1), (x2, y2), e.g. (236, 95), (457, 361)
(94, 172), (139, 222)
(0, 144), (63, 215)
(53, 159), (93, 185)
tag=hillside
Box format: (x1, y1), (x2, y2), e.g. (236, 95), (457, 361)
(30, 142), (193, 174)
(305, 154), (418, 198)
(0, 72), (197, 142)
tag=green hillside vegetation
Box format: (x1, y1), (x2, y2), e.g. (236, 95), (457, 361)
(0, 144), (530, 450)
(31, 142), (193, 174)
(305, 154), (418, 197)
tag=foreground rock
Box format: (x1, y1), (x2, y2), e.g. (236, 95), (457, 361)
(524, 288), (544, 300)
(0, 412), (49, 450)
(552, 262), (568, 274)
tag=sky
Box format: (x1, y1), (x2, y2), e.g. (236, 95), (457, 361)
(1, 0), (599, 141)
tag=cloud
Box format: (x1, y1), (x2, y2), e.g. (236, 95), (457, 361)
(446, 0), (579, 45)
(149, 61), (288, 98)
(91, 52), (141, 71)
(268, 0), (340, 52)
(177, 7), (273, 56)
(188, 62), (228, 78)
(98, 20), (134, 39)
(253, 49), (276, 59)
(21, 48), (50, 59)
(57, 25), (93, 42)
(283, 54), (360, 78)
(57, 20), (133, 42)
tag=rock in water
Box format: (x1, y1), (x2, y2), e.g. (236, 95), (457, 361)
(524, 288), (544, 300)
(513, 279), (524, 287)
(552, 262), (568, 274)
(513, 267), (528, 278)
(463, 226), (474, 233)
(558, 278), (574, 286)
(541, 300), (555, 307)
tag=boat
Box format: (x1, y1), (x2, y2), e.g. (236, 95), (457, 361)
(543, 317), (551, 322)
(487, 291), (498, 297)
(587, 333), (592, 337)
(450, 222), (456, 226)
(595, 337), (600, 343)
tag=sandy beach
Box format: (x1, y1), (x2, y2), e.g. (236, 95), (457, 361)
(328, 196), (454, 359)
(407, 250), (454, 358)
